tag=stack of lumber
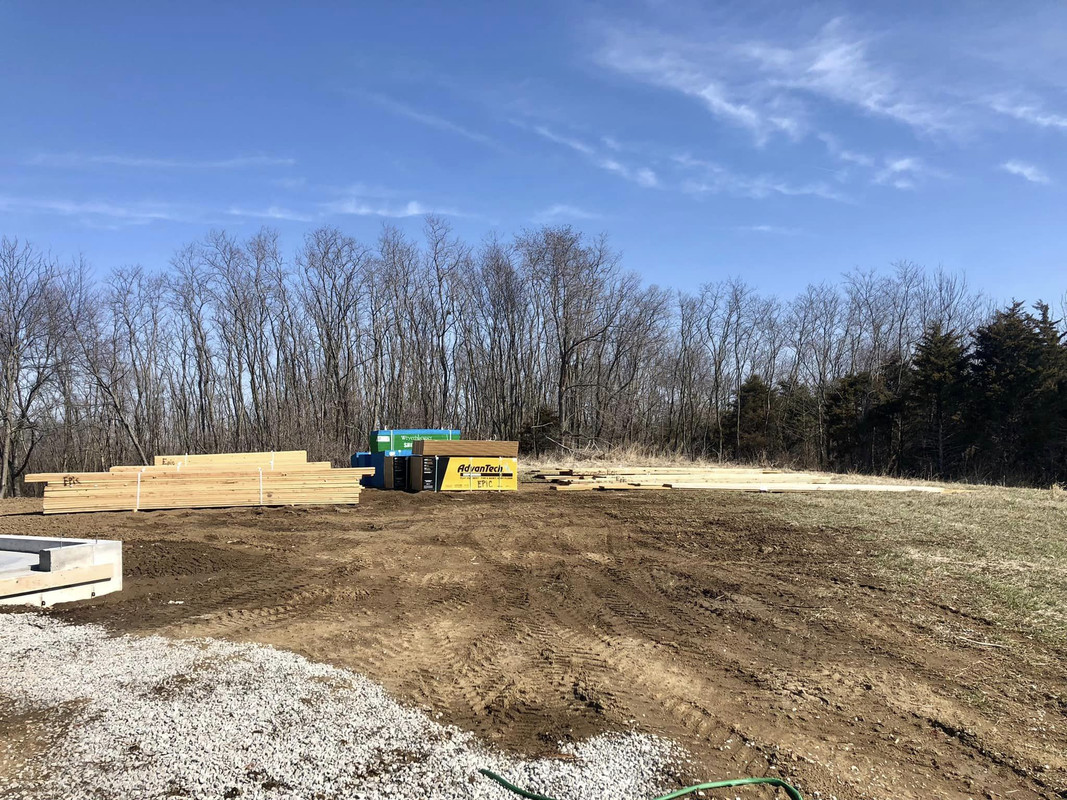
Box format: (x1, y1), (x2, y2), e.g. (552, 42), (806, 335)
(534, 466), (944, 494)
(153, 450), (312, 468)
(412, 440), (519, 457)
(26, 451), (374, 514)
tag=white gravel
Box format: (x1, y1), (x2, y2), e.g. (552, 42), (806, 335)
(0, 613), (683, 800)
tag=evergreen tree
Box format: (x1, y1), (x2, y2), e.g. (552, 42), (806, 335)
(1027, 302), (1067, 477)
(824, 367), (900, 473)
(907, 324), (967, 476)
(825, 371), (873, 472)
(965, 302), (1066, 481)
(775, 379), (820, 466)
(726, 374), (778, 462)
(518, 404), (561, 457)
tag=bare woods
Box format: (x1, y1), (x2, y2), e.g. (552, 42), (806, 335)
(3, 218), (1044, 496)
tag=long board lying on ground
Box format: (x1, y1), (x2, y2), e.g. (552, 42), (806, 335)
(26, 451), (373, 514)
(0, 535), (122, 605)
(111, 461), (332, 473)
(153, 450), (308, 467)
(534, 465), (945, 494)
(29, 463), (336, 484)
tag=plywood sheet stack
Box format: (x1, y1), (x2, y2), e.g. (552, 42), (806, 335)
(412, 440), (519, 457)
(152, 450), (313, 468)
(26, 451), (374, 514)
(408, 440), (520, 492)
(534, 465), (944, 494)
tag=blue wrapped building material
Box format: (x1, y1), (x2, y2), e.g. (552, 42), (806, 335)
(368, 450), (412, 489)
(369, 429), (460, 454)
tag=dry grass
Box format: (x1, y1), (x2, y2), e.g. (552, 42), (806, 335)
(521, 443), (734, 470)
(525, 451), (959, 487)
(522, 456), (1067, 641)
(525, 446), (959, 484)
(726, 485), (1067, 641)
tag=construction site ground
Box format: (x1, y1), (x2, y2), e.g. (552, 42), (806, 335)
(2, 481), (1065, 800)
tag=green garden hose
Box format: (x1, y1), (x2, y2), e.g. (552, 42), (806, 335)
(479, 768), (805, 800)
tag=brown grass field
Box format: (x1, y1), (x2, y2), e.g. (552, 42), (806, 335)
(2, 479), (1066, 799)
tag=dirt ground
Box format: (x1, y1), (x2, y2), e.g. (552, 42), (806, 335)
(2, 484), (1066, 800)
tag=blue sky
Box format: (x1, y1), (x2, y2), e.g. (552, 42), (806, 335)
(1, 1), (1065, 302)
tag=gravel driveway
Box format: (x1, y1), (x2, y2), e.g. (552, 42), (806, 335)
(0, 613), (680, 800)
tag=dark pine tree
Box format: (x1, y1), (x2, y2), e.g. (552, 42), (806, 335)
(825, 361), (909, 475)
(965, 302), (1066, 482)
(825, 371), (875, 472)
(726, 374), (779, 462)
(775, 379), (820, 466)
(906, 324), (967, 477)
(1028, 302), (1067, 478)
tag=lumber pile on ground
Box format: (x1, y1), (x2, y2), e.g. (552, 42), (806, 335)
(533, 466), (944, 494)
(25, 451), (373, 514)
(412, 440), (519, 457)
(153, 450), (311, 468)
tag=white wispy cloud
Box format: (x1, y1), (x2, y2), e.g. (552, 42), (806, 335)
(872, 156), (947, 190)
(598, 158), (659, 187)
(1000, 160), (1051, 184)
(271, 176), (309, 190)
(323, 198), (461, 218)
(674, 154), (848, 201)
(531, 125), (660, 187)
(818, 133), (875, 167)
(988, 96), (1067, 130)
(28, 153), (295, 169)
(595, 18), (957, 143)
(327, 181), (413, 200)
(738, 224), (803, 235)
(357, 91), (502, 149)
(226, 206), (317, 222)
(782, 21), (956, 134)
(1, 187), (460, 227)
(596, 33), (796, 143)
(532, 121), (846, 201)
(533, 204), (604, 222)
(534, 125), (596, 155)
(0, 194), (199, 226)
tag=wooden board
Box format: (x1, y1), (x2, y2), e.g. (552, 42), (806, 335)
(549, 483), (668, 492)
(26, 467), (371, 485)
(664, 482), (944, 493)
(108, 461), (333, 474)
(413, 440), (519, 457)
(41, 484), (365, 513)
(550, 481), (942, 493)
(543, 473), (831, 485)
(533, 464), (944, 495)
(536, 467), (786, 477)
(28, 453), (370, 514)
(0, 563), (114, 598)
(152, 450), (308, 467)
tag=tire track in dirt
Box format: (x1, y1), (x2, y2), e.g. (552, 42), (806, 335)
(8, 489), (1063, 800)
(172, 585), (336, 640)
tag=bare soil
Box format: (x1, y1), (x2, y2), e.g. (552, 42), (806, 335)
(2, 486), (1065, 800)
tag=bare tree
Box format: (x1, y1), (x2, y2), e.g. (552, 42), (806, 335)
(1, 220), (995, 483)
(0, 238), (62, 496)
(62, 263), (151, 466)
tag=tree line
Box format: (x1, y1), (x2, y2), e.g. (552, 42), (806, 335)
(1, 220), (1064, 496)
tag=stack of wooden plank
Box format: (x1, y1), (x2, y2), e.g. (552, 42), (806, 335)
(406, 440), (521, 493)
(152, 450), (314, 468)
(26, 451), (374, 514)
(412, 440), (519, 457)
(534, 466), (944, 494)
